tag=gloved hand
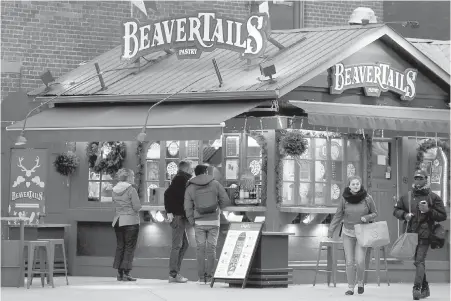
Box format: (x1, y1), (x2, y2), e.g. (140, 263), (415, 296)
(405, 213), (414, 221)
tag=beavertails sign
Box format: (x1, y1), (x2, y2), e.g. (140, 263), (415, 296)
(121, 12), (269, 60)
(330, 63), (418, 101)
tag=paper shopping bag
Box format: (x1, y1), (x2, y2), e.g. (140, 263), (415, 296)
(389, 232), (418, 259)
(354, 221), (390, 247)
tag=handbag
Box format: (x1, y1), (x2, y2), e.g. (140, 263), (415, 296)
(430, 223), (446, 249)
(390, 192), (418, 259)
(355, 221), (390, 247)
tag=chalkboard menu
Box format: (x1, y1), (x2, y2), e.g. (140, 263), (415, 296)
(211, 222), (263, 288)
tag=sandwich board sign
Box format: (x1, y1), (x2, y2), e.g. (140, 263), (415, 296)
(211, 222), (263, 288)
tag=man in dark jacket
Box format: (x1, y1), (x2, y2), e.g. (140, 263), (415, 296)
(164, 161), (192, 283)
(184, 164), (230, 283)
(393, 170), (447, 300)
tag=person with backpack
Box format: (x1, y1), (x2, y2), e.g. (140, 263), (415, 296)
(164, 161), (193, 283)
(328, 175), (378, 296)
(393, 170), (447, 300)
(184, 164), (230, 284)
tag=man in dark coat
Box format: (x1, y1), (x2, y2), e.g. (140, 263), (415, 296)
(164, 161), (192, 283)
(393, 169), (447, 300)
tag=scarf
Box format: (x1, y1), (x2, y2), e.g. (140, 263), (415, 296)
(412, 182), (431, 196)
(342, 187), (368, 204)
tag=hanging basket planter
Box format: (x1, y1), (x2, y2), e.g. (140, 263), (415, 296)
(54, 151), (80, 186)
(279, 130), (308, 167)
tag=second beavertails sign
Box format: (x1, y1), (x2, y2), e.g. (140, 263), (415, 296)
(121, 12), (270, 60)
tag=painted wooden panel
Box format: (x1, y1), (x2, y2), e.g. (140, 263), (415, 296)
(302, 40), (449, 97)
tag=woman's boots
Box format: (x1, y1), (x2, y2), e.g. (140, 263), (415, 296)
(122, 270), (137, 281)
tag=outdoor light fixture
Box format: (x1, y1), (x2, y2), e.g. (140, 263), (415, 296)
(15, 72), (110, 146)
(137, 74), (217, 142)
(40, 70), (55, 89)
(259, 60), (277, 81)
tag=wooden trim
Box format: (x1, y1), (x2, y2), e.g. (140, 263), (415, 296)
(33, 90), (279, 104)
(223, 206), (267, 212)
(279, 206), (337, 214)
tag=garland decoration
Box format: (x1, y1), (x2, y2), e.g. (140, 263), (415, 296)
(86, 141), (126, 176)
(250, 132), (267, 205)
(53, 151), (80, 176)
(135, 141), (145, 199)
(365, 136), (373, 195)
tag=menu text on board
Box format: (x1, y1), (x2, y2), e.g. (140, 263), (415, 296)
(121, 12), (269, 60)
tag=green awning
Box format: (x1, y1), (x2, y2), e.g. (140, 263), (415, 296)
(6, 101), (262, 142)
(289, 101), (450, 134)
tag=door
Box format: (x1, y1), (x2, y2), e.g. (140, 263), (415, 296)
(371, 138), (398, 248)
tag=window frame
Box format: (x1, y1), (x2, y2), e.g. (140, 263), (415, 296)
(281, 136), (364, 207)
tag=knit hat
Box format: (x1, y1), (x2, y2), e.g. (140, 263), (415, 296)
(414, 170), (428, 178)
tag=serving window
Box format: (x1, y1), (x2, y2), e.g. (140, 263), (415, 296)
(281, 136), (363, 207)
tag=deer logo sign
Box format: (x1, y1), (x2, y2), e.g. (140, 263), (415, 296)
(13, 156), (45, 188)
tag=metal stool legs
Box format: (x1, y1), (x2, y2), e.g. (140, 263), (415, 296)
(364, 246), (390, 286)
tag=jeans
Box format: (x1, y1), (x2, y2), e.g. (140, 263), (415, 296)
(194, 225), (219, 279)
(414, 242), (429, 288)
(169, 216), (189, 277)
(342, 233), (367, 289)
(113, 223), (140, 271)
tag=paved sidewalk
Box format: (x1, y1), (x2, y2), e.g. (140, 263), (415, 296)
(1, 277), (450, 301)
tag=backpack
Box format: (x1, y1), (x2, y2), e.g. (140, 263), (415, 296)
(192, 183), (218, 214)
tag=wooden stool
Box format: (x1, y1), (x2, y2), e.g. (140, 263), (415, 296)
(364, 245), (390, 286)
(24, 240), (54, 289)
(313, 240), (346, 287)
(38, 238), (69, 285)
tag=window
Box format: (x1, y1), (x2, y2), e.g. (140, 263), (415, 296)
(145, 140), (200, 202)
(87, 143), (115, 202)
(282, 135), (363, 207)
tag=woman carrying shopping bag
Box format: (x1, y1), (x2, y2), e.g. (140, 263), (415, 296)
(328, 176), (378, 296)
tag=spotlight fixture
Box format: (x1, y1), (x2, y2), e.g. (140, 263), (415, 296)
(15, 133), (27, 146)
(259, 60), (277, 81)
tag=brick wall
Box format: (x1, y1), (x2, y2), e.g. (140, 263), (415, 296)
(0, 1), (249, 101)
(304, 1), (384, 27)
(1, 1), (384, 101)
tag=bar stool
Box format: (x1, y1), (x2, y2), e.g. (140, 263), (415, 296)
(24, 240), (54, 289)
(364, 245), (390, 286)
(37, 238), (69, 285)
(313, 240), (346, 287)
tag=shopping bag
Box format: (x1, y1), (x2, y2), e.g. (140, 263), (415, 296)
(354, 221), (390, 247)
(389, 230), (418, 259)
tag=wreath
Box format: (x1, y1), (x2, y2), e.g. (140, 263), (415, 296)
(416, 139), (450, 170)
(86, 141), (126, 176)
(53, 151), (80, 176)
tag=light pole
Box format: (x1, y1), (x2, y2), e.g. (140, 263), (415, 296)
(136, 74), (214, 142)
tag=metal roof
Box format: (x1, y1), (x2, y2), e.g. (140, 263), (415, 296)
(407, 38), (450, 73)
(29, 23), (449, 102)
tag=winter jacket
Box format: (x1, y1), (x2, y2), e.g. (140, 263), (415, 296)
(184, 174), (230, 226)
(328, 194), (378, 237)
(164, 170), (192, 216)
(112, 182), (142, 227)
(393, 188), (446, 240)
